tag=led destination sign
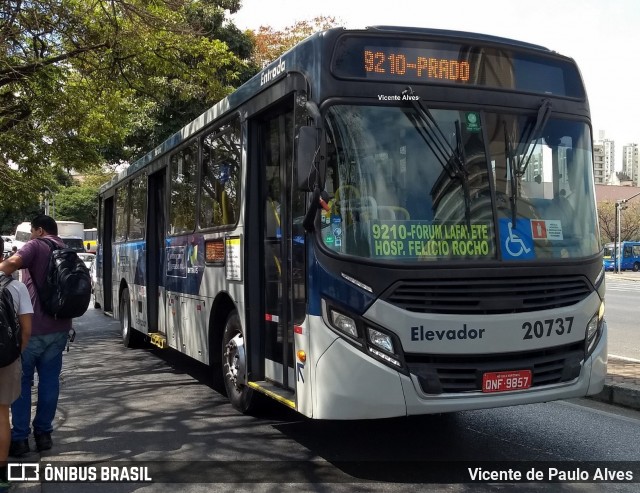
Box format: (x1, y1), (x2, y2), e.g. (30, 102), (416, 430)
(364, 48), (471, 83)
(331, 35), (585, 98)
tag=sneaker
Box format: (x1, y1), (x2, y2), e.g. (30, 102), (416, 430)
(34, 432), (52, 452)
(8, 439), (29, 457)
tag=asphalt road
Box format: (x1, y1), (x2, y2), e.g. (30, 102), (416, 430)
(605, 274), (640, 360)
(13, 304), (640, 493)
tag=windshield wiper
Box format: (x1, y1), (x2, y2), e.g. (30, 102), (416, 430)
(504, 120), (518, 227)
(402, 87), (471, 225)
(454, 120), (472, 229)
(516, 99), (553, 175)
(504, 99), (553, 226)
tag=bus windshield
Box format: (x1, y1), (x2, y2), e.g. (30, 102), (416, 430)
(603, 244), (616, 258)
(321, 104), (599, 262)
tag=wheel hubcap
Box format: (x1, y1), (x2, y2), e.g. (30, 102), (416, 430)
(224, 333), (246, 388)
(122, 302), (129, 339)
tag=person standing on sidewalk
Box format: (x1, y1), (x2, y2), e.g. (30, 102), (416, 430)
(0, 215), (71, 456)
(0, 237), (33, 492)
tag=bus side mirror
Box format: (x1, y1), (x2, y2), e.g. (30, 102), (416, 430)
(296, 126), (325, 192)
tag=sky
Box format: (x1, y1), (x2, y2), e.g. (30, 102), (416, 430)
(232, 0), (640, 170)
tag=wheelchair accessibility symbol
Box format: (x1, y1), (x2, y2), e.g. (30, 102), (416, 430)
(499, 219), (535, 260)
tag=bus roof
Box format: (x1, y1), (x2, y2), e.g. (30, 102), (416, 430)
(366, 26), (551, 52)
(99, 25), (572, 194)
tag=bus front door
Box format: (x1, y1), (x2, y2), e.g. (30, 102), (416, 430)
(261, 108), (296, 391)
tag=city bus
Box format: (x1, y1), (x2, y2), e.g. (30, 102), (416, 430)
(84, 228), (98, 253)
(603, 241), (640, 271)
(94, 26), (606, 419)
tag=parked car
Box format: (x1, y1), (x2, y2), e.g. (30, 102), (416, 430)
(77, 252), (95, 270)
(2, 235), (13, 257)
(89, 257), (97, 294)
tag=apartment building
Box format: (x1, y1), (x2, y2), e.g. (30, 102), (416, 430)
(593, 142), (607, 184)
(622, 143), (639, 186)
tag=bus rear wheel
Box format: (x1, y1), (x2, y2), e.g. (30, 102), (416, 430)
(222, 311), (257, 413)
(120, 288), (143, 348)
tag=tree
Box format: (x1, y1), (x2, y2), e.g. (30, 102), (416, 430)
(597, 200), (640, 243)
(0, 0), (254, 214)
(0, 197), (41, 235)
(55, 173), (115, 228)
(249, 16), (339, 68)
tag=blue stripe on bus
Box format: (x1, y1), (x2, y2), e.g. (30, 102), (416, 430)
(113, 236), (206, 295)
(114, 241), (147, 287)
(307, 245), (376, 317)
(164, 235), (206, 295)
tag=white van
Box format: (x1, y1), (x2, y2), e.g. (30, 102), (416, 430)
(13, 222), (31, 251)
(1, 235), (13, 256)
(13, 220), (86, 252)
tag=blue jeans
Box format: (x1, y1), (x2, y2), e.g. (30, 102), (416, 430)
(11, 331), (69, 441)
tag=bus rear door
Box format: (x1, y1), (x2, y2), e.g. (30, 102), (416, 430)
(147, 168), (168, 338)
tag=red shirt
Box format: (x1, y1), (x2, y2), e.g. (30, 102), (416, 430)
(17, 235), (72, 335)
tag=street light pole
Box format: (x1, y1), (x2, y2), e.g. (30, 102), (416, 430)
(42, 187), (55, 218)
(614, 190), (640, 274)
(615, 201), (622, 274)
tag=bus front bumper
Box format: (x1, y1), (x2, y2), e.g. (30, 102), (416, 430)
(312, 321), (607, 420)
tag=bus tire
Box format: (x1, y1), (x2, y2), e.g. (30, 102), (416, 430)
(120, 288), (142, 348)
(634, 262), (640, 272)
(222, 311), (257, 414)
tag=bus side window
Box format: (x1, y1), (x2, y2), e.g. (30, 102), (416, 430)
(169, 141), (198, 235)
(200, 121), (241, 229)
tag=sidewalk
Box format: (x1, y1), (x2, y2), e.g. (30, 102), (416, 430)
(589, 356), (640, 410)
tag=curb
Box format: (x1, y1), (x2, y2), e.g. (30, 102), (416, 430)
(588, 383), (640, 411)
(605, 273), (640, 281)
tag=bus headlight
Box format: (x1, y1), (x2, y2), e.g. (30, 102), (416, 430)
(585, 301), (605, 355)
(322, 299), (407, 372)
(330, 310), (359, 339)
(366, 327), (402, 368)
(367, 327), (394, 353)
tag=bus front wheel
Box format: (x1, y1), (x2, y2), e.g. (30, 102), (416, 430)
(222, 311), (256, 413)
(633, 262), (640, 272)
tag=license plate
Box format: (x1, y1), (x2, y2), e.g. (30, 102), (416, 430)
(482, 370), (532, 393)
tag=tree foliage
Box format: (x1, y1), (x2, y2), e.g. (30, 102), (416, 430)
(249, 16), (339, 67)
(54, 173), (115, 228)
(0, 9), (342, 230)
(597, 201), (640, 243)
(0, 0), (255, 216)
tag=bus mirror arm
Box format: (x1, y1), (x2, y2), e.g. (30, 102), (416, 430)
(302, 188), (330, 232)
(304, 100), (321, 126)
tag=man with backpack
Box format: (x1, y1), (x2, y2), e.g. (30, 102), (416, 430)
(0, 215), (84, 457)
(0, 236), (32, 492)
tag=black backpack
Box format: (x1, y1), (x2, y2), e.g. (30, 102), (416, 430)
(0, 275), (21, 367)
(35, 238), (91, 319)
